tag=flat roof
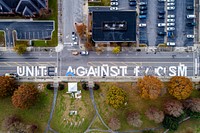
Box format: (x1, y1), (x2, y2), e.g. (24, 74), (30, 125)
(92, 11), (136, 42)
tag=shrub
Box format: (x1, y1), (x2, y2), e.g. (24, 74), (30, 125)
(82, 82), (88, 90)
(162, 115), (179, 131)
(58, 84), (65, 90)
(93, 83), (100, 90)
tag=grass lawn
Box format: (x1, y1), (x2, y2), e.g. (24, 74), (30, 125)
(0, 32), (5, 47)
(0, 87), (53, 132)
(93, 82), (200, 132)
(89, 0), (110, 6)
(50, 83), (95, 133)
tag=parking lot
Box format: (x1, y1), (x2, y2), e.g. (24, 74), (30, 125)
(0, 21), (54, 47)
(137, 0), (195, 47)
(110, 0), (136, 11)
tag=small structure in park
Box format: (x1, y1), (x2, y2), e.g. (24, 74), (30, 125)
(67, 82), (82, 99)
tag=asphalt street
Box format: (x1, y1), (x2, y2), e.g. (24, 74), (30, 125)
(0, 48), (197, 77)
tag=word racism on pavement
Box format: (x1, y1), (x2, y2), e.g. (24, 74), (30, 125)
(16, 64), (188, 77)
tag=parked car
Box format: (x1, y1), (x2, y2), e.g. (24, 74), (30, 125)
(158, 15), (165, 19)
(158, 0), (166, 2)
(167, 15), (175, 18)
(111, 2), (118, 6)
(80, 51), (89, 56)
(186, 22), (196, 27)
(110, 7), (118, 10)
(168, 32), (174, 38)
(140, 6), (147, 10)
(167, 42), (176, 46)
(167, 19), (175, 22)
(139, 23), (147, 27)
(111, 0), (118, 1)
(167, 3), (175, 6)
(140, 10), (147, 15)
(167, 23), (175, 26)
(72, 32), (76, 41)
(158, 10), (165, 14)
(187, 35), (194, 38)
(167, 27), (175, 31)
(158, 23), (166, 27)
(167, 6), (175, 10)
(186, 6), (194, 10)
(167, 0), (175, 2)
(129, 0), (136, 1)
(129, 1), (136, 6)
(139, 15), (147, 19)
(187, 15), (196, 19)
(138, 2), (147, 6)
(157, 31), (166, 36)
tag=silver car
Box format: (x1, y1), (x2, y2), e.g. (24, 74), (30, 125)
(167, 6), (175, 10)
(167, 27), (175, 31)
(167, 19), (175, 22)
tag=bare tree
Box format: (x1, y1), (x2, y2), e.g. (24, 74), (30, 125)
(145, 107), (164, 123)
(163, 99), (184, 117)
(108, 117), (121, 131)
(183, 98), (200, 113)
(127, 112), (143, 127)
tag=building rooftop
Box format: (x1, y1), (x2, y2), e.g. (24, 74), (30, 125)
(92, 11), (136, 42)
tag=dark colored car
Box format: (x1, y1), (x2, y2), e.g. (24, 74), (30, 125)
(140, 6), (147, 10)
(158, 15), (164, 19)
(158, 10), (165, 14)
(157, 31), (166, 36)
(140, 10), (147, 15)
(186, 6), (194, 10)
(129, 2), (136, 6)
(186, 22), (196, 27)
(129, 0), (136, 1)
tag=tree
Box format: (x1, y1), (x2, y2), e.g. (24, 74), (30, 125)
(93, 83), (100, 90)
(168, 76), (193, 100)
(12, 84), (39, 109)
(2, 115), (37, 132)
(137, 76), (163, 99)
(127, 112), (143, 127)
(112, 46), (120, 54)
(0, 76), (17, 97)
(14, 44), (27, 55)
(162, 115), (179, 131)
(183, 98), (200, 113)
(108, 117), (120, 130)
(75, 23), (86, 38)
(106, 86), (127, 109)
(163, 99), (184, 117)
(145, 107), (164, 123)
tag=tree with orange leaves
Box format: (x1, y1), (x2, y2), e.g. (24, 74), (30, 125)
(137, 76), (163, 99)
(168, 76), (193, 100)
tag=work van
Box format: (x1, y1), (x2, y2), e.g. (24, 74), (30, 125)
(187, 15), (196, 19)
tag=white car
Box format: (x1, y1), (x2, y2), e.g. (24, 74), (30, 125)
(110, 7), (118, 10)
(167, 42), (176, 46)
(158, 23), (166, 27)
(167, 27), (175, 31)
(167, 3), (175, 6)
(167, 15), (175, 18)
(167, 6), (175, 10)
(139, 23), (147, 27)
(187, 35), (194, 38)
(80, 51), (89, 56)
(111, 2), (118, 6)
(167, 23), (175, 26)
(167, 0), (175, 2)
(167, 19), (175, 22)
